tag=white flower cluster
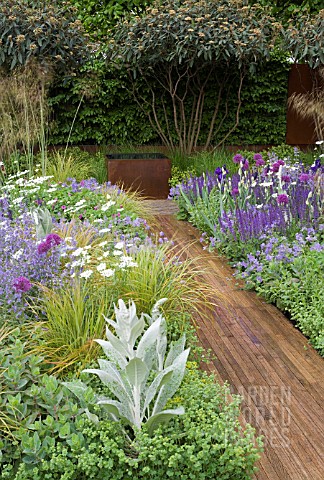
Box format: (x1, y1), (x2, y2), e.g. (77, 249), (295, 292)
(66, 240), (137, 280)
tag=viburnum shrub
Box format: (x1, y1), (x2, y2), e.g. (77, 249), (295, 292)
(284, 9), (324, 67)
(108, 0), (282, 154)
(0, 0), (90, 73)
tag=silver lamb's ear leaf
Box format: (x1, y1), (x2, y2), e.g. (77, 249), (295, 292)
(95, 338), (128, 369)
(156, 317), (168, 371)
(128, 315), (145, 350)
(33, 208), (52, 240)
(62, 380), (96, 404)
(136, 318), (161, 360)
(83, 365), (125, 388)
(164, 335), (186, 368)
(98, 398), (134, 425)
(145, 407), (185, 435)
(150, 298), (168, 322)
(143, 369), (174, 413)
(85, 408), (99, 424)
(102, 314), (117, 330)
(152, 348), (190, 415)
(125, 358), (148, 388)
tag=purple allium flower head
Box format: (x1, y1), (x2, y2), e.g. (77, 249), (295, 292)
(13, 276), (32, 293)
(282, 175), (291, 183)
(277, 193), (289, 205)
(299, 173), (310, 183)
(46, 233), (62, 247)
(233, 154), (243, 164)
(37, 233), (62, 254)
(272, 162), (281, 173)
(231, 187), (239, 196)
(242, 159), (249, 170)
(37, 241), (51, 254)
(254, 153), (265, 167)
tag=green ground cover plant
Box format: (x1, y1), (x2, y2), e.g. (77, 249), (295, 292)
(0, 333), (261, 480)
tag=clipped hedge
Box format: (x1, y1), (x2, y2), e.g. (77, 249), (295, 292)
(48, 58), (289, 147)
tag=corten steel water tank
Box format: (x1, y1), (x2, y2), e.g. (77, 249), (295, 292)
(106, 153), (171, 199)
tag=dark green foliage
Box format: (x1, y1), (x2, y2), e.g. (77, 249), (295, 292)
(65, 0), (153, 39)
(48, 59), (289, 146)
(284, 9), (324, 68)
(106, 0), (282, 153)
(0, 1), (90, 74)
(48, 59), (156, 145)
(249, 1), (323, 23)
(1, 362), (262, 479)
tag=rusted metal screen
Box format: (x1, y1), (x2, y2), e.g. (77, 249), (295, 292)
(286, 64), (321, 145)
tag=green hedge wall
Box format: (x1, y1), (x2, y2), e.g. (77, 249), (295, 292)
(48, 58), (290, 147)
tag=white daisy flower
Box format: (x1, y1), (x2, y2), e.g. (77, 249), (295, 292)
(80, 269), (93, 279)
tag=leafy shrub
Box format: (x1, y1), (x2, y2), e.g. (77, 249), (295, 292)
(0, 0), (90, 73)
(251, 244), (324, 354)
(0, 332), (81, 469)
(1, 361), (262, 480)
(68, 0), (152, 39)
(48, 56), (289, 147)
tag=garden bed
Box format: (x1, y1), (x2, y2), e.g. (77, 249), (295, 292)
(171, 146), (324, 356)
(0, 168), (261, 479)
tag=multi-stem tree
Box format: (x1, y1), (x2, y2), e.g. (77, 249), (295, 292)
(107, 0), (282, 154)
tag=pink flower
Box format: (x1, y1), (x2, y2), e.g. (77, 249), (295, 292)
(61, 205), (67, 210)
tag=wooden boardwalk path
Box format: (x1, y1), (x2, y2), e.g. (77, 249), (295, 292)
(150, 201), (324, 480)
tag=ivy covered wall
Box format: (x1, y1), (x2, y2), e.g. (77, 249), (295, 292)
(48, 58), (290, 146)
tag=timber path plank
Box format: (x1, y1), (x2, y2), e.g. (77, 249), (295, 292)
(148, 200), (324, 480)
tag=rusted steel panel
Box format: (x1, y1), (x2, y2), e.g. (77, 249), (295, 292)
(286, 64), (320, 145)
(106, 153), (171, 199)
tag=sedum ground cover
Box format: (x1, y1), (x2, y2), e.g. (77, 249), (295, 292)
(172, 147), (324, 356)
(0, 169), (262, 479)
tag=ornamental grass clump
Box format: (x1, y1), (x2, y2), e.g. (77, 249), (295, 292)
(118, 243), (214, 327)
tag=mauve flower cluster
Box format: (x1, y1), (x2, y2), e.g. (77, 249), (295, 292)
(0, 214), (68, 318)
(235, 227), (324, 284)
